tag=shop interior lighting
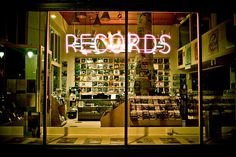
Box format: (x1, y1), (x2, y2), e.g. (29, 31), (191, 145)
(50, 14), (56, 19)
(76, 12), (87, 19)
(71, 13), (80, 24)
(0, 51), (4, 58)
(27, 51), (34, 58)
(101, 12), (111, 21)
(93, 13), (101, 26)
(0, 44), (4, 58)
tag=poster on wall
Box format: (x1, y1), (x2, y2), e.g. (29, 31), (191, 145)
(178, 49), (183, 66)
(185, 44), (191, 69)
(61, 61), (68, 92)
(208, 29), (219, 55)
(194, 41), (198, 61)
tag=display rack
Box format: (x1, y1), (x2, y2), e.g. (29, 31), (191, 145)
(75, 57), (171, 96)
(172, 74), (186, 95)
(76, 99), (118, 120)
(186, 94), (198, 126)
(129, 95), (182, 126)
(75, 57), (136, 96)
(153, 58), (170, 95)
(186, 95), (236, 126)
(204, 95), (235, 126)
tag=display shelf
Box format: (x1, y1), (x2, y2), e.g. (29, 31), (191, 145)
(153, 58), (170, 95)
(187, 95), (236, 126)
(129, 96), (182, 126)
(75, 57), (135, 96)
(76, 99), (118, 120)
(75, 57), (172, 96)
(172, 74), (186, 95)
(202, 95), (235, 126)
(185, 95), (198, 126)
(132, 119), (182, 126)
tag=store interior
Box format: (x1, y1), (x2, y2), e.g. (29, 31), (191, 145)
(0, 11), (235, 145)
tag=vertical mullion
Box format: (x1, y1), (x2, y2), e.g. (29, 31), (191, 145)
(125, 10), (128, 146)
(197, 12), (203, 145)
(43, 11), (49, 146)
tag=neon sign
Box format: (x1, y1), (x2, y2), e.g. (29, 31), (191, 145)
(66, 31), (171, 55)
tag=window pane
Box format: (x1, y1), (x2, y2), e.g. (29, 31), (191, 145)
(128, 11), (200, 145)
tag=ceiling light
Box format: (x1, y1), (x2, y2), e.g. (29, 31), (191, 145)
(0, 52), (4, 58)
(71, 13), (80, 24)
(27, 51), (34, 58)
(117, 12), (122, 20)
(50, 14), (56, 19)
(76, 12), (87, 19)
(93, 14), (101, 26)
(0, 44), (5, 58)
(101, 12), (111, 21)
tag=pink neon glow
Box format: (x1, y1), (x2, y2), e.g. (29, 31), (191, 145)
(66, 34), (77, 53)
(159, 34), (171, 54)
(144, 34), (157, 53)
(128, 33), (140, 53)
(94, 33), (107, 54)
(109, 31), (124, 54)
(65, 31), (171, 55)
(80, 34), (94, 54)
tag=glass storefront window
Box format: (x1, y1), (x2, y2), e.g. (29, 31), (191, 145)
(0, 9), (235, 146)
(126, 11), (200, 145)
(47, 11), (127, 145)
(0, 11), (47, 144)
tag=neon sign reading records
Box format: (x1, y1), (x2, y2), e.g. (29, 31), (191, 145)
(66, 31), (171, 55)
